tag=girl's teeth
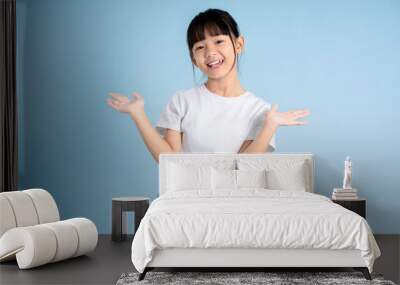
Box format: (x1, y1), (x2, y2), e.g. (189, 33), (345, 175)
(208, 60), (222, 67)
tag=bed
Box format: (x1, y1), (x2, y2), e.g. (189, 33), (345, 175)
(131, 153), (381, 281)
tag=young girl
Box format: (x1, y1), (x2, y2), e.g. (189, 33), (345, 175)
(107, 8), (310, 163)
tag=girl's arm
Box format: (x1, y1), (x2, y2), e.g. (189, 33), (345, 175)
(240, 104), (310, 153)
(238, 140), (253, 153)
(107, 92), (179, 163)
(239, 123), (277, 153)
(130, 111), (178, 162)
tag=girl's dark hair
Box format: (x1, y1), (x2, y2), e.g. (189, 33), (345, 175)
(186, 9), (242, 79)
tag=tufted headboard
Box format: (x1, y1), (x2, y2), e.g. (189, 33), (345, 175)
(159, 153), (314, 195)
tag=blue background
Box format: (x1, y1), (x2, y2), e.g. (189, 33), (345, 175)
(16, 0), (400, 234)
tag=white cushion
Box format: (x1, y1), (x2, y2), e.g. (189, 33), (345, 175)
(166, 162), (212, 191)
(237, 158), (308, 191)
(266, 167), (307, 191)
(0, 192), (39, 227)
(211, 168), (236, 190)
(42, 221), (79, 262)
(211, 168), (268, 190)
(23, 189), (60, 223)
(63, 218), (98, 257)
(0, 196), (17, 237)
(236, 169), (268, 188)
(161, 156), (236, 194)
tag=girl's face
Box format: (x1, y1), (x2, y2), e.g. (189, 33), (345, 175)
(191, 29), (244, 80)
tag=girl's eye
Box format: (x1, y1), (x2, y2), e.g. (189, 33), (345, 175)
(216, 40), (224, 44)
(195, 46), (204, 50)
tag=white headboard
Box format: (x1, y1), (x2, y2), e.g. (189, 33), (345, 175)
(159, 153), (315, 195)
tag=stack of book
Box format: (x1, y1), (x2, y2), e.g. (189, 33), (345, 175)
(332, 188), (358, 200)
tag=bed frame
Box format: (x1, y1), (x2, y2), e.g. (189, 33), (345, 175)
(138, 153), (371, 281)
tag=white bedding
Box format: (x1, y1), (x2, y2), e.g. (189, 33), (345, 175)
(131, 189), (380, 273)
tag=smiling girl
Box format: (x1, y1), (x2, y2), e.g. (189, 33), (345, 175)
(107, 8), (310, 163)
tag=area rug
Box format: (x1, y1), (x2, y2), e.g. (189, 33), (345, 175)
(116, 271), (396, 285)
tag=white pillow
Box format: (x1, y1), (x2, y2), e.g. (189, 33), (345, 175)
(211, 168), (268, 190)
(166, 162), (212, 191)
(237, 159), (308, 191)
(211, 168), (236, 190)
(236, 169), (268, 188)
(266, 166), (306, 191)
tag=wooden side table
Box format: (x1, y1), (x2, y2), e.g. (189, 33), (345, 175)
(332, 198), (366, 218)
(112, 197), (149, 242)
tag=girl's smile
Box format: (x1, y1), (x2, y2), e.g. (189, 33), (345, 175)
(206, 59), (224, 69)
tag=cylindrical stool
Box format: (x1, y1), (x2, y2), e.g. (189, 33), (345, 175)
(111, 197), (149, 242)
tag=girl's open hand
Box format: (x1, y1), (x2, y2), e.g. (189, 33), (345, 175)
(107, 92), (145, 116)
(265, 104), (310, 128)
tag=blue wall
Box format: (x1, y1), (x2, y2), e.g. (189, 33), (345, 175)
(17, 0), (400, 234)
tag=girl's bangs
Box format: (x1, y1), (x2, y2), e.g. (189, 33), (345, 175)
(188, 20), (231, 48)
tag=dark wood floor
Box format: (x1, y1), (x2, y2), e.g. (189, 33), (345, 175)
(0, 235), (399, 285)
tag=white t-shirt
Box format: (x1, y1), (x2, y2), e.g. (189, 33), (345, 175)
(156, 83), (276, 153)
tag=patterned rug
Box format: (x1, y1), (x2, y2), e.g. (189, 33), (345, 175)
(116, 271), (396, 285)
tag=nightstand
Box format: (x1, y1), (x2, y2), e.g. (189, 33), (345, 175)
(332, 198), (366, 218)
(112, 197), (150, 242)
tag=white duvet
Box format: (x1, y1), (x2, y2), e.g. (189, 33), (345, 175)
(131, 189), (380, 273)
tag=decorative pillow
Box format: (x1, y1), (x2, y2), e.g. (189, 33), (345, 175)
(237, 159), (309, 191)
(265, 164), (307, 191)
(166, 162), (212, 191)
(211, 168), (236, 190)
(236, 169), (268, 188)
(211, 168), (268, 190)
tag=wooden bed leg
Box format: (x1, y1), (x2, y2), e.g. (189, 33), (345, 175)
(138, 268), (148, 281)
(354, 267), (372, 280)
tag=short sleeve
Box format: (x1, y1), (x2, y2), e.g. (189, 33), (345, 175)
(156, 92), (184, 137)
(246, 105), (276, 152)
